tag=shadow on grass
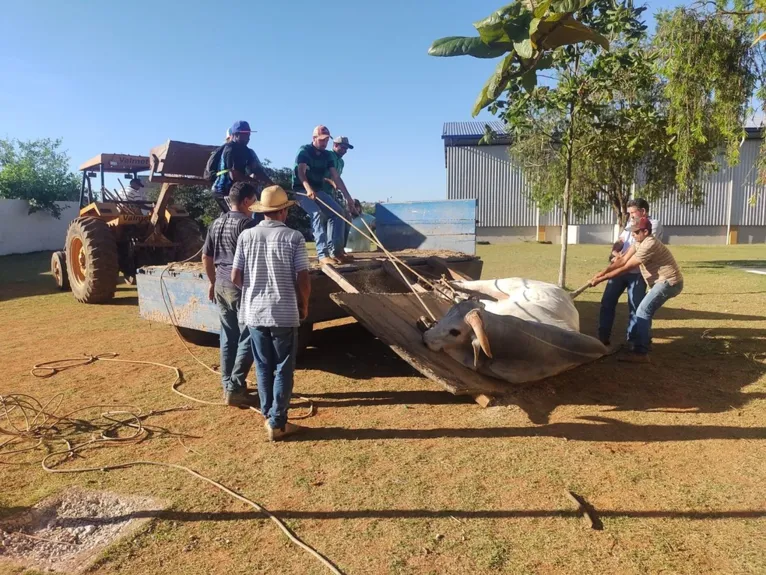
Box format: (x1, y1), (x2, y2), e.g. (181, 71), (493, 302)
(299, 299), (766, 426)
(299, 322), (420, 379)
(285, 416), (766, 442)
(54, 507), (766, 526)
(689, 260), (765, 270)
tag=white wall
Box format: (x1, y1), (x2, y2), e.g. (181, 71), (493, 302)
(0, 200), (79, 256)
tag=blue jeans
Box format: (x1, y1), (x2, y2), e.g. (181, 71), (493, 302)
(598, 273), (647, 345)
(634, 280), (684, 354)
(296, 190), (345, 259)
(215, 284), (253, 393)
(249, 326), (299, 429)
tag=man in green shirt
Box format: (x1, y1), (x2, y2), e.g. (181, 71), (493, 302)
(324, 136), (354, 248)
(292, 126), (358, 265)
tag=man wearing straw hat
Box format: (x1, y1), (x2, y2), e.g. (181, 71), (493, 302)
(231, 185), (311, 440)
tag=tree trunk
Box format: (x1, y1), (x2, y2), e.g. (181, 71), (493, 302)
(558, 93), (577, 289)
(558, 156), (572, 288)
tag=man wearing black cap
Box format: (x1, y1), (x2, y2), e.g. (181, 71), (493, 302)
(591, 217), (684, 362)
(213, 121), (274, 212)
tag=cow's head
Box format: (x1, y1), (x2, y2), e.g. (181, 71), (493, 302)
(422, 300), (493, 367)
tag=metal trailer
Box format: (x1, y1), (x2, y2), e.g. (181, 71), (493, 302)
(135, 199), (482, 355)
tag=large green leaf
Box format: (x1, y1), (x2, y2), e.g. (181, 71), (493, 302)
(550, 0), (595, 13)
(428, 36), (510, 58)
(520, 69), (538, 93)
(533, 0), (553, 18)
(534, 16), (609, 50)
(472, 52), (516, 116)
(514, 39), (535, 59)
(473, 4), (519, 43)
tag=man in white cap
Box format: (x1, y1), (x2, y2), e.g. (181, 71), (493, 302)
(292, 125), (358, 265)
(231, 185), (311, 440)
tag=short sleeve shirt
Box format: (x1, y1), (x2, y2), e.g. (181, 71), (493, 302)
(619, 217), (661, 274)
(232, 220), (310, 328)
(634, 236), (683, 287)
(323, 150), (346, 203)
(214, 142), (260, 194)
(292, 144), (334, 191)
(202, 212), (257, 289)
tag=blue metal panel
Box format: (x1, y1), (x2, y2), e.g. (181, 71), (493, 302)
(375, 200), (477, 254)
(136, 266), (221, 334)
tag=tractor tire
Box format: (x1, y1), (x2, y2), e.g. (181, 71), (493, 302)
(65, 217), (119, 304)
(51, 251), (70, 291)
(167, 218), (204, 262)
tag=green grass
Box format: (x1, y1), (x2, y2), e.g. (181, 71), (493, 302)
(0, 243), (765, 575)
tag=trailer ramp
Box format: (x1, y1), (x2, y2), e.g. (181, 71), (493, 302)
(330, 292), (509, 397)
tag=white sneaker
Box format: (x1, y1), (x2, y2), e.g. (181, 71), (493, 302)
(265, 421), (303, 442)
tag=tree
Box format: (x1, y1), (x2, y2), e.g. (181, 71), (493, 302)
(429, 0), (609, 117)
(559, 36), (677, 227)
(495, 1), (652, 287)
(654, 5), (759, 195)
(0, 138), (79, 218)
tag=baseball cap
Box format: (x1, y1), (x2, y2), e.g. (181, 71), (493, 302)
(333, 136), (354, 149)
(635, 217), (652, 233)
(230, 121), (252, 134)
(129, 178), (144, 188)
(312, 125), (331, 140)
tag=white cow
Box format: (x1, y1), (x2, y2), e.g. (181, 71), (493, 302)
(423, 277), (606, 384)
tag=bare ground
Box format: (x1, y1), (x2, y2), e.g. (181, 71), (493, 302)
(0, 244), (765, 575)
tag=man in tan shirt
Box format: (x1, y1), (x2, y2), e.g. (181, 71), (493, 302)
(591, 217), (684, 362)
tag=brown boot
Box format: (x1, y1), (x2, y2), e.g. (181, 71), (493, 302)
(333, 253), (353, 264)
(318, 257), (336, 266)
(265, 421), (303, 442)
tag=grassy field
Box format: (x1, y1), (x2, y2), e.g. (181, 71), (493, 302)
(0, 243), (765, 574)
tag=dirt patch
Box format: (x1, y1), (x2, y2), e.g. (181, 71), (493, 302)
(0, 488), (162, 573)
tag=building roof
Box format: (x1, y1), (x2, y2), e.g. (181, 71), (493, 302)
(442, 121), (511, 146)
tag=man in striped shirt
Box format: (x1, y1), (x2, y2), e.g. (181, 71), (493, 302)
(202, 182), (258, 407)
(591, 217), (683, 362)
(232, 185), (311, 440)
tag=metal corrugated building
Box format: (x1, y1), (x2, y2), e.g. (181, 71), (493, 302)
(443, 121), (766, 244)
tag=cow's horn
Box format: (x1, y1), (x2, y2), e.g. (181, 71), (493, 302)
(465, 309), (492, 359)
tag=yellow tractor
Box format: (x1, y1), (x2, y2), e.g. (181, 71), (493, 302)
(52, 141), (216, 303)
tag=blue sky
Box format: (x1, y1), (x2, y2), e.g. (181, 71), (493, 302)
(0, 0), (681, 203)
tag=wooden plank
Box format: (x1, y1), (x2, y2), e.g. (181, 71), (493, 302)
(472, 394), (495, 408)
(427, 256), (472, 281)
(330, 292), (509, 397)
(382, 260), (428, 294)
(321, 264), (360, 293)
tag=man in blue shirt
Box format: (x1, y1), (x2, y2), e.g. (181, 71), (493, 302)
(213, 121), (274, 213)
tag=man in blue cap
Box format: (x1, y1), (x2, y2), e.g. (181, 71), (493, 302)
(213, 121), (274, 212)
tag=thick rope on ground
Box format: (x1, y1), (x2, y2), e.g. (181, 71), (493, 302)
(1, 353), (343, 575)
